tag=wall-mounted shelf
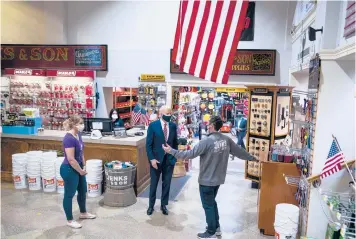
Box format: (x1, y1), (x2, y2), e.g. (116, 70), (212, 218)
(319, 42), (355, 61)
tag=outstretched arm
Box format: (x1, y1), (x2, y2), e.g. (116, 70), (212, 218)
(163, 140), (208, 160)
(229, 138), (256, 161)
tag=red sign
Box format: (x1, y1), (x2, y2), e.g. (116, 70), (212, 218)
(47, 70), (94, 78)
(5, 68), (46, 76)
(1, 44), (108, 71)
(170, 49), (276, 76)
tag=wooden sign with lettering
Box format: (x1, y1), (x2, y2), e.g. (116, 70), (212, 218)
(170, 49), (276, 76)
(140, 74), (165, 82)
(1, 44), (108, 71)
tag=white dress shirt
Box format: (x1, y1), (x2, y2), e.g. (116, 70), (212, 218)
(160, 119), (169, 141)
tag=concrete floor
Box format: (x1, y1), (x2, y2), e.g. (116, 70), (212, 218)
(1, 159), (273, 239)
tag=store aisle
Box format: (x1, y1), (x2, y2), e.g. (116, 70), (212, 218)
(1, 159), (271, 239)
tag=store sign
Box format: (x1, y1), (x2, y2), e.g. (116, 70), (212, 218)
(216, 88), (247, 93)
(57, 70), (76, 77)
(279, 88), (290, 93)
(5, 68), (46, 76)
(140, 74), (165, 82)
(1, 44), (108, 71)
(253, 88), (268, 93)
(170, 49), (276, 76)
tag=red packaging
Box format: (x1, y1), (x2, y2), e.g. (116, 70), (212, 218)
(86, 98), (93, 109)
(85, 85), (93, 96)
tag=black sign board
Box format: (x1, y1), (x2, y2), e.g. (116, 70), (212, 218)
(253, 88), (268, 93)
(309, 54), (321, 90)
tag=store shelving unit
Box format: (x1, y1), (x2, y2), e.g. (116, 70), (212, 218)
(112, 87), (138, 122)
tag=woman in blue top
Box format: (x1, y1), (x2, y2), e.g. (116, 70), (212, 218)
(60, 115), (96, 229)
(109, 108), (125, 128)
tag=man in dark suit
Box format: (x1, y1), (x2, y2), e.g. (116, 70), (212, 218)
(146, 105), (178, 216)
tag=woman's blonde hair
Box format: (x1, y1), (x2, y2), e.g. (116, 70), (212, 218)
(63, 115), (83, 131)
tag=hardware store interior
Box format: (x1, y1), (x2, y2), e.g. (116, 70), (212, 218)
(0, 1), (355, 239)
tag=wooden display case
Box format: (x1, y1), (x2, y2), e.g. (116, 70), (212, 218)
(244, 85), (293, 182)
(112, 87), (138, 122)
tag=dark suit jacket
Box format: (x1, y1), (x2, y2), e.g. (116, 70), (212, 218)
(146, 120), (178, 165)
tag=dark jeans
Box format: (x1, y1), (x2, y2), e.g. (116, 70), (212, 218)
(237, 131), (246, 149)
(149, 156), (174, 207)
(60, 163), (87, 220)
(199, 185), (220, 235)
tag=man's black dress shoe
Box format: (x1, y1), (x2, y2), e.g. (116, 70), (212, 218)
(147, 207), (154, 215)
(161, 205), (168, 215)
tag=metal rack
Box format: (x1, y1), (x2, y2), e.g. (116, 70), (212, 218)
(319, 187), (356, 239)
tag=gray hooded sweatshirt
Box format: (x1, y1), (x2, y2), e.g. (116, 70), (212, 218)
(170, 132), (256, 186)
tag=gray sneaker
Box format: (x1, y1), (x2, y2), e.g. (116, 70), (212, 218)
(205, 226), (222, 236)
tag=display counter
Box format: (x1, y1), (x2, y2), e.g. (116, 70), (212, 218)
(0, 129), (150, 194)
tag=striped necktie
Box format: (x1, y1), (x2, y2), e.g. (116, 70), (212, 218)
(164, 123), (168, 142)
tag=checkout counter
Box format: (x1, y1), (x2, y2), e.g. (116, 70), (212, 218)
(0, 126), (150, 195)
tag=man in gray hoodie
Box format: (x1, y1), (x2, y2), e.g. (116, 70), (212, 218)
(162, 116), (257, 239)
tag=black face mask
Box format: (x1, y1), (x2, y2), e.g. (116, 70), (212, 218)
(162, 115), (171, 122)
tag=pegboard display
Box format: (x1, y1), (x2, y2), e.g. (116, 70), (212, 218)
(247, 161), (260, 177)
(249, 95), (273, 137)
(248, 137), (270, 162)
(274, 96), (291, 137)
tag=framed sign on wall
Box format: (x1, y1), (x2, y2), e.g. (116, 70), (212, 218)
(1, 44), (108, 71)
(170, 49), (276, 76)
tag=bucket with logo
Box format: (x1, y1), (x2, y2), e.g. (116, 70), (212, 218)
(56, 157), (64, 193)
(26, 151), (42, 191)
(12, 153), (28, 189)
(41, 151), (57, 192)
(274, 203), (299, 239)
(86, 159), (103, 197)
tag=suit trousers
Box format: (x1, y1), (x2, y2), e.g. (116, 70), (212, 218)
(149, 155), (174, 207)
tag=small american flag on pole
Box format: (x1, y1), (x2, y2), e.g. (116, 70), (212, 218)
(172, 0), (249, 84)
(320, 139), (345, 179)
(132, 104), (142, 125)
(140, 108), (150, 126)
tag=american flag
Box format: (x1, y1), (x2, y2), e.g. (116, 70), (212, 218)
(140, 108), (150, 126)
(132, 104), (142, 125)
(320, 139), (345, 179)
(172, 0), (249, 84)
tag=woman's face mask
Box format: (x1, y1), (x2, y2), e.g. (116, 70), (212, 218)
(76, 124), (85, 132)
(112, 114), (118, 120)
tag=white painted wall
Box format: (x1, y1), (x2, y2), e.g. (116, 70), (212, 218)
(307, 59), (355, 238)
(1, 1), (67, 44)
(66, 1), (294, 116)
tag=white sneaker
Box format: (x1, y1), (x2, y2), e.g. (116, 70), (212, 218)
(67, 220), (82, 229)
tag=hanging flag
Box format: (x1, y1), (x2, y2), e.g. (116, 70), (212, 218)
(132, 105), (142, 125)
(172, 0), (249, 84)
(320, 139), (346, 179)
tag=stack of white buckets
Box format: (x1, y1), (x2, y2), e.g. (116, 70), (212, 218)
(12, 153), (28, 189)
(27, 151), (42, 191)
(12, 152), (103, 198)
(41, 152), (57, 192)
(274, 203), (299, 239)
(86, 159), (103, 198)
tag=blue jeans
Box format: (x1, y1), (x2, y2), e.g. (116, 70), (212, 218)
(199, 185), (220, 235)
(60, 163), (87, 220)
(237, 131), (246, 149)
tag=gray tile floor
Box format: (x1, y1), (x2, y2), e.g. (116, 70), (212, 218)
(1, 159), (273, 239)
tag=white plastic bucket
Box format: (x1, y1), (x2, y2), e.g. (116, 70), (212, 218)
(274, 226), (298, 239)
(56, 178), (64, 194)
(42, 177), (56, 192)
(28, 175), (42, 191)
(274, 203), (299, 239)
(87, 180), (102, 198)
(13, 174), (27, 189)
